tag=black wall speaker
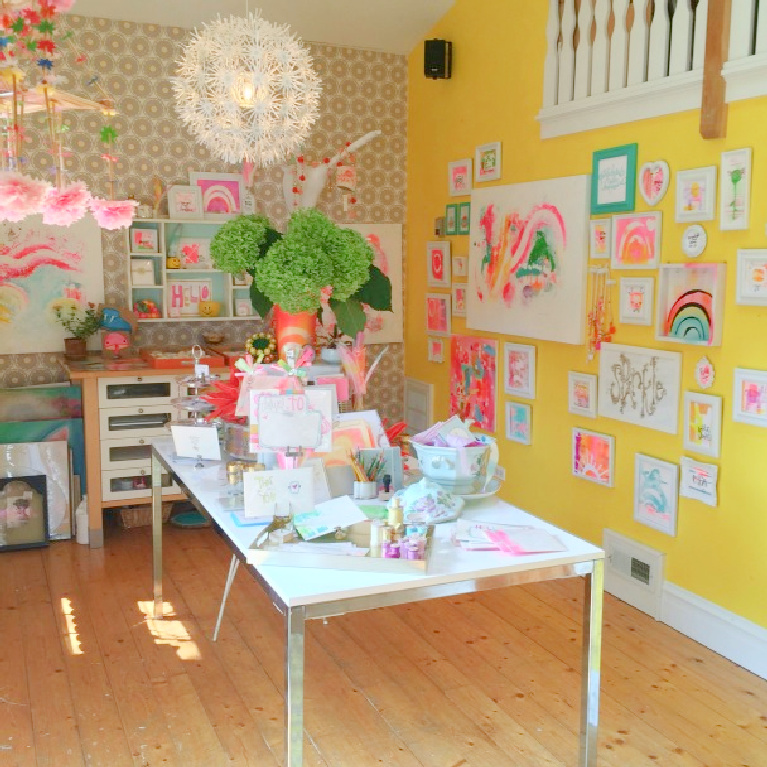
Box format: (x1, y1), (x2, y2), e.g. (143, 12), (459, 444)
(424, 38), (452, 79)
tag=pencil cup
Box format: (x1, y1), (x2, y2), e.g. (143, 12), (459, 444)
(353, 481), (377, 500)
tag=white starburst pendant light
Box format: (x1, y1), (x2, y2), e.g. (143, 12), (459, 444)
(173, 12), (322, 167)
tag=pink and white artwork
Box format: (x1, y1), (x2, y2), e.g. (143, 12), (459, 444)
(448, 159), (473, 197)
(190, 172), (244, 216)
(611, 212), (662, 269)
(0, 215), (104, 354)
(450, 335), (497, 432)
(467, 175), (589, 344)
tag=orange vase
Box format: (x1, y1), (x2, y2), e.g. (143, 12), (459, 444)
(273, 306), (317, 359)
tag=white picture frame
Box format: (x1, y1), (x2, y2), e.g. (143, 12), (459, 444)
(598, 343), (682, 434)
(235, 298), (253, 317)
(189, 171), (245, 218)
(682, 391), (722, 458)
(426, 241), (451, 287)
(572, 428), (615, 486)
(447, 158), (473, 197)
(611, 211), (662, 270)
(736, 249), (767, 305)
(634, 454), (679, 536)
(451, 284), (467, 316)
(474, 141), (501, 183)
(679, 456), (718, 507)
(130, 258), (156, 287)
(589, 218), (611, 260)
(168, 184), (203, 219)
(568, 372), (597, 418)
(732, 367), (767, 427)
(505, 401), (531, 445)
(720, 148), (752, 231)
(426, 293), (451, 336)
(427, 337), (444, 363)
(675, 166), (716, 223)
(618, 277), (654, 326)
(452, 255), (468, 278)
(503, 342), (535, 399)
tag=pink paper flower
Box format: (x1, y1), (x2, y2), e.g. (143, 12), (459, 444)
(49, 0), (76, 11)
(41, 182), (91, 226)
(0, 172), (49, 222)
(89, 197), (138, 230)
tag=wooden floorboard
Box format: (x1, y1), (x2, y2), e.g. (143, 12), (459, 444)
(1, 522), (767, 767)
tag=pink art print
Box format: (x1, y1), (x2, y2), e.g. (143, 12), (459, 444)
(449, 160), (472, 195)
(181, 242), (200, 264)
(193, 178), (242, 214)
(739, 378), (767, 416)
(572, 429), (614, 486)
(426, 294), (449, 335)
(450, 335), (497, 431)
(611, 213), (661, 269)
(507, 351), (529, 390)
(430, 245), (445, 282)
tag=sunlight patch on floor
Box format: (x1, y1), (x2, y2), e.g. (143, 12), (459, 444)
(60, 597), (83, 656)
(137, 600), (202, 660)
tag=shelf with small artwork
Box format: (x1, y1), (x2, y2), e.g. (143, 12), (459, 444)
(126, 218), (259, 322)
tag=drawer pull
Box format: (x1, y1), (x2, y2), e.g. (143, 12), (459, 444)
(139, 439), (145, 444)
(140, 469), (146, 476)
(137, 377), (143, 382)
(138, 408), (144, 414)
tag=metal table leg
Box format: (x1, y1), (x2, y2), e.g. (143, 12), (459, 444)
(285, 605), (306, 766)
(580, 558), (604, 766)
(151, 449), (163, 619)
(212, 554), (240, 641)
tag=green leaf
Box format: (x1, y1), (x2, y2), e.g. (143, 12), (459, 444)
(249, 279), (273, 318)
(352, 264), (392, 311)
(330, 297), (366, 338)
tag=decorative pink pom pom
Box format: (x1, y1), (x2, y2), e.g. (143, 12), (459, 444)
(89, 197), (138, 230)
(50, 0), (76, 11)
(0, 172), (49, 223)
(41, 182), (91, 227)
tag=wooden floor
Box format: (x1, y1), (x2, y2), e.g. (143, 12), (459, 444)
(1, 523), (766, 767)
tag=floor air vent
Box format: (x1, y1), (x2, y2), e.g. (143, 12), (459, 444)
(603, 529), (665, 619)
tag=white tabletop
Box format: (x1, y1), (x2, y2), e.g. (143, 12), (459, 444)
(153, 438), (603, 608)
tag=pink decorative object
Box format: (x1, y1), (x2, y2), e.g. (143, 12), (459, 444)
(0, 172), (49, 223)
(89, 197), (138, 230)
(41, 183), (91, 227)
(49, 0), (76, 10)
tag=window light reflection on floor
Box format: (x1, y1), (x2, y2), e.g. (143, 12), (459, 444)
(60, 597), (83, 656)
(137, 601), (202, 660)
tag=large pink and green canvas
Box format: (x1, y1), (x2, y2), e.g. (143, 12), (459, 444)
(467, 175), (589, 344)
(450, 335), (497, 432)
(0, 216), (104, 354)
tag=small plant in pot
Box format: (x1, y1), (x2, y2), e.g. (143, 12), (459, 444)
(53, 302), (102, 360)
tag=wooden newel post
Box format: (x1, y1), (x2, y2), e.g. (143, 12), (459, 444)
(700, 0), (732, 139)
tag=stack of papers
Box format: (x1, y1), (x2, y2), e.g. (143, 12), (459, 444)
(454, 520), (567, 555)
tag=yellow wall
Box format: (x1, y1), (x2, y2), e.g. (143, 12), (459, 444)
(406, 0), (767, 629)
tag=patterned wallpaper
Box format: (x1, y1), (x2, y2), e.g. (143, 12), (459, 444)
(0, 15), (407, 423)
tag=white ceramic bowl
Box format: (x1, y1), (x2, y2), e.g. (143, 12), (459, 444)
(412, 435), (497, 495)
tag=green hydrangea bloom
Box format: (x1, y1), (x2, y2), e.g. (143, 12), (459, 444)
(210, 214), (270, 275)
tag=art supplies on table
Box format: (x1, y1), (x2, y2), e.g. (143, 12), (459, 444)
(453, 519), (567, 555)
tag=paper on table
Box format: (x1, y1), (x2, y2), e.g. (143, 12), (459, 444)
(170, 424), (221, 461)
(454, 520), (567, 555)
(243, 467), (314, 519)
(292, 495), (367, 540)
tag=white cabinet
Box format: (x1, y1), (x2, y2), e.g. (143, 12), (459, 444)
(127, 218), (258, 323)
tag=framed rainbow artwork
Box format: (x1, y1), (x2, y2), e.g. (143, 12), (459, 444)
(655, 263), (726, 347)
(611, 212), (661, 269)
(572, 428), (614, 487)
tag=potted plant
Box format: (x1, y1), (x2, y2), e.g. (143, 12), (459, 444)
(53, 302), (103, 360)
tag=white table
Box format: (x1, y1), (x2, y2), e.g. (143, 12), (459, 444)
(151, 437), (604, 766)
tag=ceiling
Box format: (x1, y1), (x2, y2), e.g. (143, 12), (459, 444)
(67, 0), (454, 55)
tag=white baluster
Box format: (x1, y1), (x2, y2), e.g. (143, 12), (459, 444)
(591, 0), (611, 95)
(627, 0), (651, 85)
(542, 0), (561, 107)
(558, 0), (577, 104)
(609, 0), (630, 90)
(648, 0), (671, 80)
(755, 0), (767, 54)
(692, 0), (708, 70)
(729, 0), (757, 60)
(574, 0), (595, 98)
(669, 0), (694, 74)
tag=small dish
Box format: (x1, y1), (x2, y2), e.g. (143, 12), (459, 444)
(453, 479), (501, 501)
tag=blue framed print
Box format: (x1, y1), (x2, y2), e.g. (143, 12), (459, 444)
(590, 143), (638, 214)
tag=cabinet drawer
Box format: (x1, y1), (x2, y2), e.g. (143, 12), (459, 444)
(98, 376), (177, 408)
(101, 467), (179, 502)
(100, 436), (154, 471)
(99, 404), (173, 439)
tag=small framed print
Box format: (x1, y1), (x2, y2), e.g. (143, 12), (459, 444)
(131, 226), (158, 253)
(0, 475), (49, 551)
(634, 454), (679, 536)
(590, 143), (637, 214)
(427, 337), (445, 363)
(130, 258), (156, 287)
(426, 293), (451, 336)
(173, 237), (212, 269)
(189, 171), (245, 218)
(427, 241), (451, 287)
(682, 391), (722, 458)
(452, 284), (467, 316)
(505, 401), (531, 445)
(448, 158), (472, 197)
(445, 204), (458, 235)
(611, 212), (661, 269)
(235, 298), (254, 317)
(675, 166), (716, 222)
(452, 255), (467, 278)
(720, 148), (752, 231)
(619, 277), (654, 325)
(679, 456), (718, 507)
(475, 141), (501, 183)
(568, 372), (597, 418)
(682, 224), (707, 258)
(572, 428), (615, 486)
(732, 367), (767, 426)
(458, 201), (471, 234)
(503, 342), (535, 399)
(168, 184), (203, 219)
(589, 218), (611, 260)
(736, 249), (767, 305)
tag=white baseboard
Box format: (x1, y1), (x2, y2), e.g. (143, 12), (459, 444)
(662, 583), (767, 681)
